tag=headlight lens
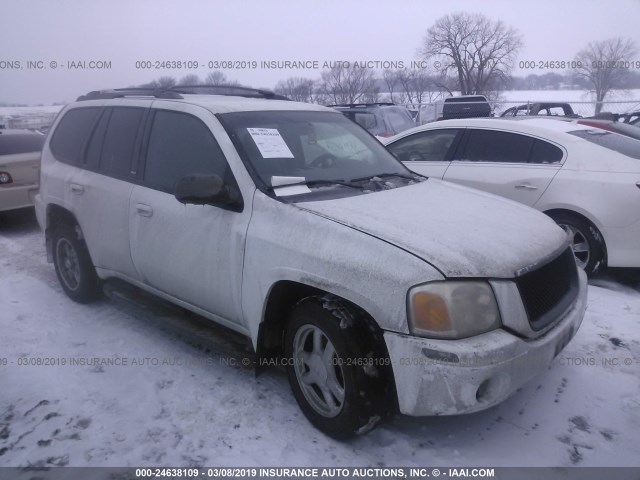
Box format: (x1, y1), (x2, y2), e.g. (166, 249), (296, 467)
(408, 281), (501, 339)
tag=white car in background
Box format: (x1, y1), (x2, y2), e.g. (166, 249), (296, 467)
(0, 129), (44, 212)
(384, 118), (640, 274)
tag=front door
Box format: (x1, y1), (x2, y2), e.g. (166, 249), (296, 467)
(129, 105), (251, 328)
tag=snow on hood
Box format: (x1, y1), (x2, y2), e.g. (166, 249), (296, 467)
(297, 179), (568, 278)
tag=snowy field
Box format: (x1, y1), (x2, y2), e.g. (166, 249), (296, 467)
(1, 208), (639, 468)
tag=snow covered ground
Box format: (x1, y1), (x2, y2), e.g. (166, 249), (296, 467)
(1, 208), (639, 468)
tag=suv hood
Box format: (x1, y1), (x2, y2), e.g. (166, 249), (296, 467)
(297, 179), (568, 278)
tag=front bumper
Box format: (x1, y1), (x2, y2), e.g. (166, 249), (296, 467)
(385, 269), (587, 416)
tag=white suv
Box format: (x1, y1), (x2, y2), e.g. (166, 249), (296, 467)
(36, 86), (587, 438)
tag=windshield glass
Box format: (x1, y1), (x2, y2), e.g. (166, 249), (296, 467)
(220, 110), (411, 189)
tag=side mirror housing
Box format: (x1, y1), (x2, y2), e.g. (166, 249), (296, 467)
(174, 174), (243, 212)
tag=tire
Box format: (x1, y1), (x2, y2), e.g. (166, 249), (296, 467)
(548, 212), (604, 275)
(52, 223), (101, 303)
(284, 297), (390, 439)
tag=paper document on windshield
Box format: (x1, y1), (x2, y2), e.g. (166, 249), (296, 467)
(271, 176), (311, 197)
(247, 128), (295, 158)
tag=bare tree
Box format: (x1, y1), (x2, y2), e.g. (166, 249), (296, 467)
(382, 69), (401, 103)
(423, 12), (523, 95)
(177, 74), (202, 86)
(573, 37), (638, 113)
(204, 71), (242, 86)
(382, 69), (446, 107)
(139, 76), (176, 89)
(157, 76), (177, 88)
(360, 85), (380, 103)
(402, 69), (447, 107)
(274, 76), (315, 102)
(317, 64), (378, 104)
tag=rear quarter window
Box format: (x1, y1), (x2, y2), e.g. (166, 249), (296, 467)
(529, 139), (564, 163)
(49, 108), (102, 165)
(569, 130), (640, 160)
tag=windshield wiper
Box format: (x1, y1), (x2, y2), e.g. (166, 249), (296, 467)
(350, 172), (420, 183)
(266, 179), (364, 192)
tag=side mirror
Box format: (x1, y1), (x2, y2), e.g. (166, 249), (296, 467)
(174, 174), (243, 211)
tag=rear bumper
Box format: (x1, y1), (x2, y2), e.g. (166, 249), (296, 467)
(385, 270), (587, 416)
(0, 184), (38, 212)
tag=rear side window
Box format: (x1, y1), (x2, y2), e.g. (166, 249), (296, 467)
(84, 109), (111, 169)
(461, 129), (534, 163)
(144, 110), (233, 194)
(0, 134), (44, 155)
(388, 129), (460, 162)
(49, 108), (101, 164)
(530, 139), (564, 163)
(569, 130), (640, 160)
(99, 107), (145, 177)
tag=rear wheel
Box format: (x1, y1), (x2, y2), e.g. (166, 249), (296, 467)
(52, 224), (101, 303)
(284, 297), (389, 439)
(548, 212), (604, 275)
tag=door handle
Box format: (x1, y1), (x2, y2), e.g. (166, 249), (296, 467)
(135, 203), (153, 217)
(70, 183), (85, 195)
(515, 184), (538, 191)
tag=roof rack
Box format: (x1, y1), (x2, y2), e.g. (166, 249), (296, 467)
(171, 85), (290, 100)
(77, 85), (289, 102)
(328, 103), (397, 108)
(77, 88), (183, 101)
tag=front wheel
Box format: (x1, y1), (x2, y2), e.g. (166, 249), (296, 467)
(284, 298), (389, 439)
(548, 212), (604, 275)
(52, 224), (101, 303)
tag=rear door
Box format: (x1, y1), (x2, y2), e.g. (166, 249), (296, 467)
(443, 128), (564, 206)
(387, 128), (463, 178)
(48, 103), (148, 280)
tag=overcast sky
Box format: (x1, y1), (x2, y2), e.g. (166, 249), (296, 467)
(1, 0), (639, 105)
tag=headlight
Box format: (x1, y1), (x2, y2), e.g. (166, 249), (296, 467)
(408, 281), (501, 339)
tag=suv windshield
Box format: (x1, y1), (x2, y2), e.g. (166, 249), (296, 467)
(569, 129), (640, 160)
(220, 110), (412, 190)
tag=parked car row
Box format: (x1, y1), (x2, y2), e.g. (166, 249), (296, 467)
(500, 102), (578, 118)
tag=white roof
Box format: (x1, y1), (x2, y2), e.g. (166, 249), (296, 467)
(177, 94), (333, 114)
(67, 94), (335, 115)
